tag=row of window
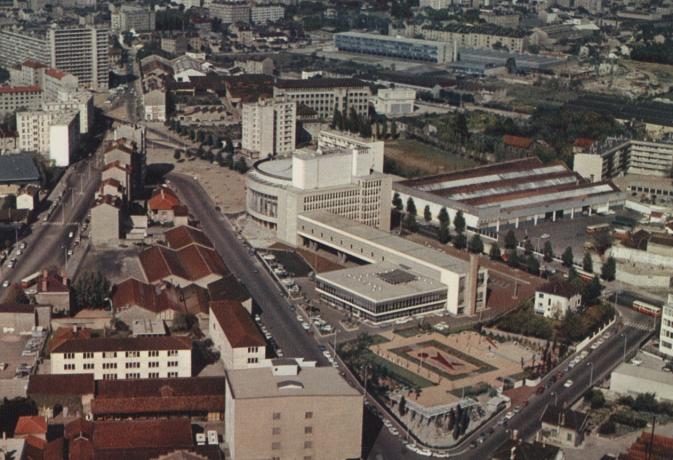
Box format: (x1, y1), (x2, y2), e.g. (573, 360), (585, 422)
(63, 350), (178, 359)
(101, 371), (180, 380)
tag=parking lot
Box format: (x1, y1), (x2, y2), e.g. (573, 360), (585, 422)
(0, 332), (45, 380)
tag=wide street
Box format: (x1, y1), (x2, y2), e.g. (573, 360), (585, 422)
(0, 157), (99, 297)
(167, 172), (326, 364)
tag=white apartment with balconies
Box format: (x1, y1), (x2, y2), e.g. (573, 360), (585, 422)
(242, 98), (296, 157)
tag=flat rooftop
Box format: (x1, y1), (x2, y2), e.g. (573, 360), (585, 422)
(613, 352), (673, 386)
(317, 262), (447, 303)
(255, 157), (292, 180)
(299, 211), (470, 273)
(226, 365), (361, 399)
(397, 157), (621, 213)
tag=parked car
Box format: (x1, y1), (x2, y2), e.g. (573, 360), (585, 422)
(564, 379), (574, 388)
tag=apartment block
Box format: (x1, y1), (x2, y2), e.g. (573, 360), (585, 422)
(17, 109), (79, 166)
(48, 26), (110, 90)
(112, 5), (156, 32)
(0, 86), (42, 115)
(396, 23), (528, 53)
(225, 359), (363, 460)
(50, 336), (192, 380)
(209, 1), (250, 23)
(273, 78), (371, 120)
(250, 5), (284, 23)
(0, 29), (50, 70)
(242, 98), (296, 156)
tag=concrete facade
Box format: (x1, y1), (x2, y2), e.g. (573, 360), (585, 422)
(241, 98), (296, 157)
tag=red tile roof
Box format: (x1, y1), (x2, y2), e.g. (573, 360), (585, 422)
(210, 300), (265, 347)
(50, 336), (191, 354)
(149, 186), (181, 211)
(91, 377), (225, 416)
(14, 416), (47, 436)
(139, 244), (228, 284)
(620, 432), (673, 460)
(36, 270), (69, 293)
(22, 59), (47, 69)
(65, 417), (94, 440)
(28, 374), (95, 396)
(164, 226), (213, 250)
(537, 280), (581, 299)
(48, 327), (93, 353)
(24, 435), (64, 460)
(92, 419), (194, 451)
(69, 436), (94, 460)
(112, 278), (209, 316)
(0, 85), (41, 94)
(503, 134), (534, 149)
(573, 138), (594, 148)
(45, 68), (66, 80)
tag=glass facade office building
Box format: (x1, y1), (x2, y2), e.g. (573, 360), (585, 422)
(334, 32), (454, 64)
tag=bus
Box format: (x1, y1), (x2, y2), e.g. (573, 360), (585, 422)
(586, 223), (610, 234)
(632, 300), (662, 318)
(20, 271), (41, 289)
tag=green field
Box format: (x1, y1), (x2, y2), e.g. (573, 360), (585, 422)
(385, 139), (478, 177)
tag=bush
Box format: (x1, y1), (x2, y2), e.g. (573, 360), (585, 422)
(497, 304), (554, 340)
(599, 419), (616, 435)
(612, 411), (647, 428)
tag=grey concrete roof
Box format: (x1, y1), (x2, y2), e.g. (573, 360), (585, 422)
(0, 154), (40, 184)
(226, 365), (361, 399)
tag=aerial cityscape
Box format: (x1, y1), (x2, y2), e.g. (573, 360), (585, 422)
(0, 0), (671, 458)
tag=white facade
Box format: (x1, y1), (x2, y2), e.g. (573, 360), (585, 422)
(51, 340), (192, 380)
(534, 289), (581, 319)
(419, 0), (451, 9)
(47, 26), (110, 90)
(372, 88), (416, 116)
(241, 98), (296, 157)
(49, 112), (79, 166)
(250, 5), (284, 23)
(209, 304), (266, 370)
(0, 87), (42, 115)
(660, 294), (673, 358)
(209, 2), (250, 23)
(143, 89), (166, 122)
(273, 80), (371, 120)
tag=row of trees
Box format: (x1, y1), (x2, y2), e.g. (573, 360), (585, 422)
(331, 106), (398, 140)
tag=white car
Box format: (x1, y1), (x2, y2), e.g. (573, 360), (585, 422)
(564, 379), (574, 388)
(1, 280), (9, 288)
(323, 350), (332, 359)
(301, 322), (310, 331)
(504, 411), (514, 420)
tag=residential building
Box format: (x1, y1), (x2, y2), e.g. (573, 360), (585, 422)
(396, 23), (528, 53)
(50, 335), (192, 380)
(0, 85), (42, 115)
(241, 98), (296, 157)
(534, 280), (582, 319)
(536, 405), (588, 448)
(47, 25), (110, 90)
(161, 36), (189, 55)
(273, 78), (371, 120)
(419, 0), (451, 9)
(234, 56), (275, 75)
(42, 89), (94, 135)
(245, 131), (391, 243)
(0, 304), (51, 334)
(27, 374), (95, 418)
(147, 186), (185, 224)
(0, 29), (50, 71)
(90, 196), (122, 244)
(659, 293), (673, 357)
(143, 89), (166, 122)
(250, 5), (284, 23)
(34, 270), (71, 315)
(393, 157), (624, 233)
(334, 31), (456, 64)
(224, 358), (363, 460)
(90, 376), (225, 421)
(480, 10), (521, 29)
(209, 1), (251, 23)
(371, 87), (416, 116)
(14, 416), (47, 440)
(574, 137), (673, 182)
(16, 185), (40, 211)
(209, 299), (266, 369)
(17, 109), (79, 166)
(112, 5), (156, 32)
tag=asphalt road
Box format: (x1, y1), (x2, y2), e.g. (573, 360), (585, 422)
(167, 173), (325, 365)
(0, 159), (99, 295)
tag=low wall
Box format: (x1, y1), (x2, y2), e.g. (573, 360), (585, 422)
(481, 327), (548, 348)
(574, 316), (616, 353)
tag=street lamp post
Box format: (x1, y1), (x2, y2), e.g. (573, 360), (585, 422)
(587, 362), (594, 387)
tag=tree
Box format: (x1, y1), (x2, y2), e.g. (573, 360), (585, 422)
(347, 107), (359, 133)
(504, 230), (517, 250)
(505, 57), (517, 74)
(173, 149), (181, 160)
(423, 205), (432, 223)
(392, 192), (403, 211)
(562, 246), (574, 268)
(524, 239), (534, 256)
(468, 234), (484, 254)
(403, 212), (418, 232)
(525, 255), (540, 275)
(453, 210), (465, 234)
(543, 241), (554, 262)
(601, 256), (616, 281)
(406, 197), (417, 216)
(398, 395), (407, 416)
(438, 207), (449, 226)
(507, 249), (520, 268)
(582, 276), (602, 306)
(453, 233), (467, 250)
(172, 312), (197, 332)
(390, 119), (398, 138)
(73, 271), (111, 310)
(489, 243), (501, 260)
(582, 252), (593, 273)
(234, 157), (249, 173)
(438, 223), (450, 244)
(331, 106), (341, 129)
